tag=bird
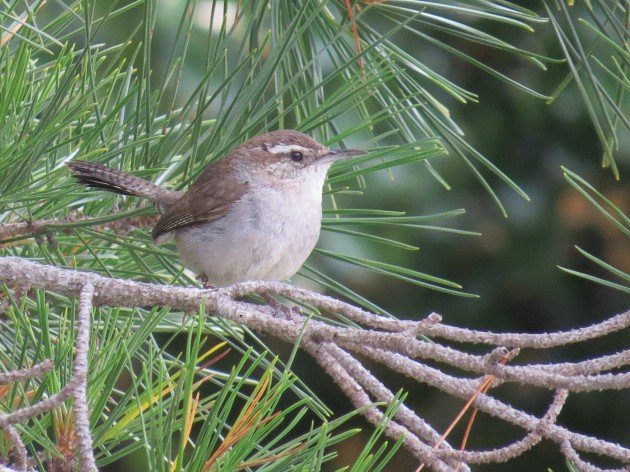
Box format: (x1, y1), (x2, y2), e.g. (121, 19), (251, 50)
(68, 130), (364, 287)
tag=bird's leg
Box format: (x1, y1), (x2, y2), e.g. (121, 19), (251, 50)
(261, 294), (301, 320)
(196, 274), (214, 290)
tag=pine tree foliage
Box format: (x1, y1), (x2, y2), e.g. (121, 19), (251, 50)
(0, 0), (627, 470)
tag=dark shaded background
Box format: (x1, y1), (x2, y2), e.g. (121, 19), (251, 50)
(93, 1), (629, 470)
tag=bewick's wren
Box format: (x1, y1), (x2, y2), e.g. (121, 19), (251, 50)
(69, 130), (364, 286)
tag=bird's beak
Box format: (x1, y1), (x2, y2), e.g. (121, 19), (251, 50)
(316, 149), (366, 165)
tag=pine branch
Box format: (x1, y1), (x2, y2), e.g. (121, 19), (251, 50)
(2, 426), (28, 472)
(0, 212), (158, 244)
(0, 256), (627, 471)
(72, 283), (97, 472)
(0, 278), (98, 471)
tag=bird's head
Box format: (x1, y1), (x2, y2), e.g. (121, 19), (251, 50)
(233, 130), (365, 181)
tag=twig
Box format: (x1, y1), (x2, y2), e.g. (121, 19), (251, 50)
(416, 350), (518, 472)
(417, 313), (630, 348)
(0, 384), (75, 428)
(453, 350), (518, 471)
(0, 361), (54, 385)
(304, 338), (453, 471)
(538, 350), (630, 375)
(436, 389), (569, 464)
(0, 12), (28, 48)
(561, 440), (630, 472)
(343, 344), (630, 463)
(2, 426), (28, 471)
(325, 343), (470, 471)
(0, 212), (159, 243)
(456, 407), (478, 471)
(72, 283), (97, 472)
(343, 0), (364, 69)
(221, 280), (427, 331)
(222, 280), (630, 348)
(0, 280), (99, 470)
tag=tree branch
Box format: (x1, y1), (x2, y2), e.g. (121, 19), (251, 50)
(2, 426), (28, 472)
(0, 256), (628, 471)
(72, 283), (97, 472)
(0, 270), (100, 470)
(0, 212), (158, 244)
(0, 361), (54, 385)
(435, 389), (568, 464)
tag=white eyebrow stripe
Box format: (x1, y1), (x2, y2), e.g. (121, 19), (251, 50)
(266, 144), (309, 155)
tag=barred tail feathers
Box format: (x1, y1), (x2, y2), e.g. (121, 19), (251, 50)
(68, 161), (179, 206)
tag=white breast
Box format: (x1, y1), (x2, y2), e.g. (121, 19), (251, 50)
(174, 164), (329, 286)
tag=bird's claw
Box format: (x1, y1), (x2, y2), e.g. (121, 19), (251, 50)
(196, 274), (214, 290)
(263, 296), (301, 320)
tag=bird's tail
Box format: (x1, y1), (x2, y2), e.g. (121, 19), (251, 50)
(68, 161), (180, 207)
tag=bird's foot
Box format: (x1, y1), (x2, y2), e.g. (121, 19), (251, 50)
(196, 274), (214, 290)
(262, 295), (301, 320)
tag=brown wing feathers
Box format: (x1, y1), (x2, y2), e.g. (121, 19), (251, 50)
(69, 159), (247, 243)
(150, 178), (247, 241)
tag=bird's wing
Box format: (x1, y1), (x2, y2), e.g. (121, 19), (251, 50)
(151, 175), (248, 242)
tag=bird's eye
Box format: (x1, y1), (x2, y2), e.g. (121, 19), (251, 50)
(290, 150), (304, 162)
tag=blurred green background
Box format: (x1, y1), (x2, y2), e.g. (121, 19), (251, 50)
(27, 0), (628, 470)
